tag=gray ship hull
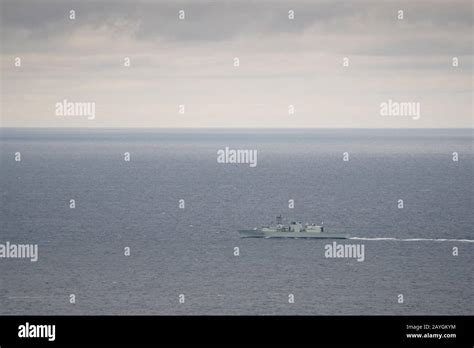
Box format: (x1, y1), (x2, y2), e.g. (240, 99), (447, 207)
(239, 230), (349, 239)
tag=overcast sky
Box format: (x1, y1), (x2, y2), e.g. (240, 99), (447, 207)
(1, 0), (472, 128)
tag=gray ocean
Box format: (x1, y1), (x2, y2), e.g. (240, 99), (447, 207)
(0, 128), (472, 315)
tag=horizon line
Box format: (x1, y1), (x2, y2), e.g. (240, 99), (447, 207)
(1, 126), (473, 130)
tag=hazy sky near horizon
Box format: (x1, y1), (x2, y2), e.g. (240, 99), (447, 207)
(1, 0), (472, 128)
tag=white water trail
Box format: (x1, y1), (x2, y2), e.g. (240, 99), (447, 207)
(349, 237), (474, 243)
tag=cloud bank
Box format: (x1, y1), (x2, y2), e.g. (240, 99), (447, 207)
(1, 0), (472, 128)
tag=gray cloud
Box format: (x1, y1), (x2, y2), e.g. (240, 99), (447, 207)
(1, 0), (471, 54)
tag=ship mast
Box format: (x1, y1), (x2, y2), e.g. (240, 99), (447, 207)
(276, 215), (282, 225)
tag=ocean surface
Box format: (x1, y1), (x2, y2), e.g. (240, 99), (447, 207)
(0, 128), (472, 315)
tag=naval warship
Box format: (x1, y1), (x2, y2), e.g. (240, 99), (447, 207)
(239, 215), (349, 239)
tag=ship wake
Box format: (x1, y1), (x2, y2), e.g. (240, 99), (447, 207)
(349, 237), (474, 243)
